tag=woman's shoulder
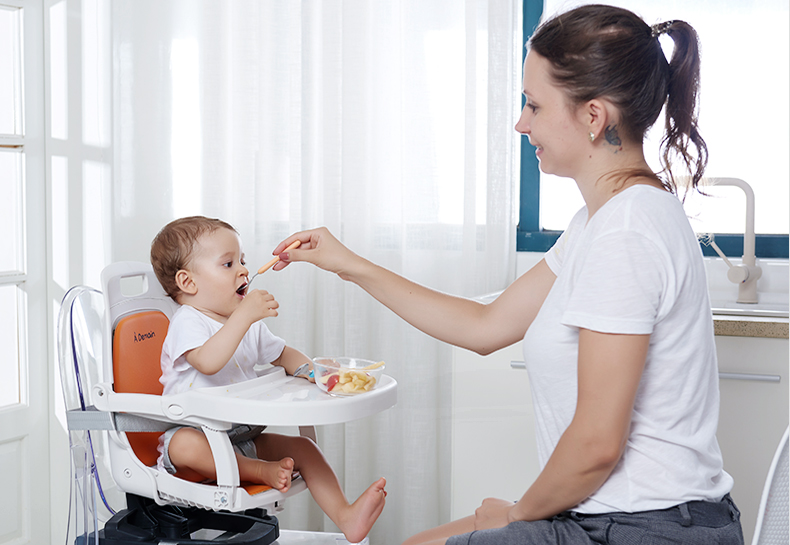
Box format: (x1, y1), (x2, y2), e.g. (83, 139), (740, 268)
(619, 181), (679, 204)
(598, 184), (701, 259)
(608, 184), (686, 225)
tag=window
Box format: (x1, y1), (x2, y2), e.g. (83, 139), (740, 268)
(518, 0), (789, 258)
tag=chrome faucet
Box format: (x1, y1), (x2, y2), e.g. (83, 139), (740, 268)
(706, 178), (762, 304)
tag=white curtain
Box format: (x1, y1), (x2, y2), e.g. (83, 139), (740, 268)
(111, 1), (520, 542)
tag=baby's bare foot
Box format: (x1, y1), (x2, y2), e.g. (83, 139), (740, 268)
(258, 457), (294, 492)
(337, 477), (387, 543)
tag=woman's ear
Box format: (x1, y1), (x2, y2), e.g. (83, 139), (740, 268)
(580, 98), (612, 143)
(175, 269), (197, 295)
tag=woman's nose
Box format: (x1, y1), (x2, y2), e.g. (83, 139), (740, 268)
(515, 106), (530, 135)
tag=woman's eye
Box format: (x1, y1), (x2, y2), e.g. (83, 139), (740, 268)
(527, 102), (538, 113)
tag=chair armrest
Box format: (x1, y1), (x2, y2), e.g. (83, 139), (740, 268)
(92, 382), (232, 430)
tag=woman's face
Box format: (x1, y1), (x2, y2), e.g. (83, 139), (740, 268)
(515, 50), (589, 178)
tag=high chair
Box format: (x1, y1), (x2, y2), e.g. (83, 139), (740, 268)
(60, 261), (397, 544)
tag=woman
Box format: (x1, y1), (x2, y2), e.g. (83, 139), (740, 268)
(272, 5), (744, 544)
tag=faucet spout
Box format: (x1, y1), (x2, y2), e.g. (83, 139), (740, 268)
(709, 178), (762, 303)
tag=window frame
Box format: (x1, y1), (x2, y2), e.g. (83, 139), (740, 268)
(517, 0), (789, 258)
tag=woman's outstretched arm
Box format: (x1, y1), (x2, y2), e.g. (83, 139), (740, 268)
(273, 227), (556, 355)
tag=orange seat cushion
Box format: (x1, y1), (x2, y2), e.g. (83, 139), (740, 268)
(112, 311), (169, 468)
(241, 483), (273, 495)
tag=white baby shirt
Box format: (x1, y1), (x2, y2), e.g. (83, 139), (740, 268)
(160, 304), (286, 395)
(523, 184), (733, 514)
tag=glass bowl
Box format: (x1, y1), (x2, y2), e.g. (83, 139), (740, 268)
(312, 357), (385, 396)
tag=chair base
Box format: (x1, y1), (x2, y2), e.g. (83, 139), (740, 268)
(77, 494), (280, 545)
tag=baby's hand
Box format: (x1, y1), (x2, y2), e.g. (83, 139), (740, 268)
(238, 289), (279, 322)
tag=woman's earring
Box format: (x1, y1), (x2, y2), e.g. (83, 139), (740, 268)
(589, 131), (595, 143)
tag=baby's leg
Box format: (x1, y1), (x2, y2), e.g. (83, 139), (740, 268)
(167, 427), (294, 491)
(255, 433), (387, 543)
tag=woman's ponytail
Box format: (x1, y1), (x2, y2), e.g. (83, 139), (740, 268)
(659, 20), (708, 194)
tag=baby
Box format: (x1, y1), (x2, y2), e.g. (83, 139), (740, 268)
(150, 215), (386, 542)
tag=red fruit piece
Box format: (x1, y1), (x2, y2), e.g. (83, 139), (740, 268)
(326, 374), (339, 391)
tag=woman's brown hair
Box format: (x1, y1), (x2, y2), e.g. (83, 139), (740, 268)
(529, 4), (707, 194)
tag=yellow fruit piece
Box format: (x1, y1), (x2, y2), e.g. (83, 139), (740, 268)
(327, 368), (377, 393)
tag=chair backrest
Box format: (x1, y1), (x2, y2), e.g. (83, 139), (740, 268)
(112, 310), (170, 467)
(101, 262), (177, 379)
(101, 262), (179, 468)
(752, 426), (789, 545)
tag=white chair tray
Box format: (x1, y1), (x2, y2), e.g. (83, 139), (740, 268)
(93, 366), (397, 428)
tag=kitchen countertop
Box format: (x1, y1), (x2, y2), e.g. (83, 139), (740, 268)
(713, 315), (789, 339)
(477, 290), (788, 339)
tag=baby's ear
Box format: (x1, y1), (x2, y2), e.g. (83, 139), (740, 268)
(175, 269), (197, 295)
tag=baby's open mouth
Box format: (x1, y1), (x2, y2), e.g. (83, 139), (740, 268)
(236, 283), (248, 296)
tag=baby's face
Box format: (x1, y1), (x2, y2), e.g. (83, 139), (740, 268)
(186, 228), (249, 321)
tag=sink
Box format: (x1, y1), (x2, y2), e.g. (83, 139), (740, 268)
(710, 300), (789, 319)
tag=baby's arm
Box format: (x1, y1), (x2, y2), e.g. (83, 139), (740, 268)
(185, 290), (280, 375)
(271, 345), (313, 377)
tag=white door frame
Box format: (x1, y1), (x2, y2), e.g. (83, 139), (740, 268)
(0, 1), (48, 544)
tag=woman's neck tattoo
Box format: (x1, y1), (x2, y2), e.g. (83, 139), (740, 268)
(605, 124), (623, 152)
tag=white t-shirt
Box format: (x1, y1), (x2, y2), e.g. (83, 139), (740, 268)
(523, 184), (733, 514)
(160, 304), (286, 395)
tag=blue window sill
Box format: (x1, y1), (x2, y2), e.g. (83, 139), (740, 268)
(517, 229), (789, 259)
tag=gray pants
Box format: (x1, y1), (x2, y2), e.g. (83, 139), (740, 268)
(447, 495), (744, 545)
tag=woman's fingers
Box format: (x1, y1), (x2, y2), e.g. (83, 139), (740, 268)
(271, 227), (350, 273)
(272, 229), (319, 255)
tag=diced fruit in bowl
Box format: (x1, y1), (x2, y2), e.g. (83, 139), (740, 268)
(312, 357), (385, 396)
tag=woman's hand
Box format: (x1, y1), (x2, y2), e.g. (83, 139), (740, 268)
(474, 498), (517, 531)
(271, 227), (359, 279)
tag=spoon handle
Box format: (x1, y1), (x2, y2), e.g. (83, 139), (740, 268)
(246, 240), (301, 290)
(257, 240), (301, 274)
